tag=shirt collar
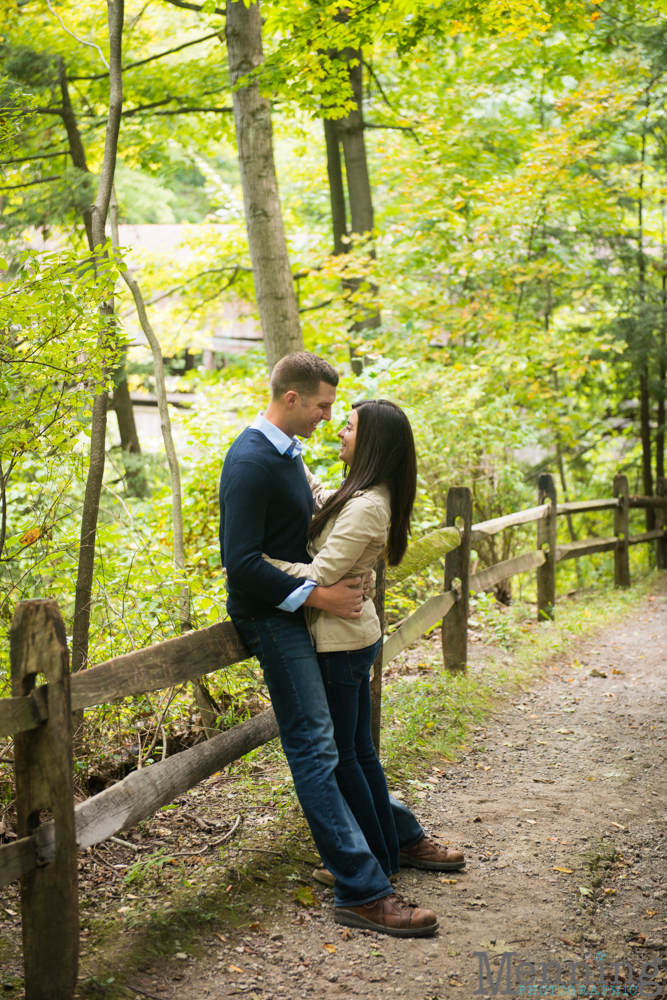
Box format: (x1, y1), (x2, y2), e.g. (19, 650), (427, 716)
(251, 413), (304, 459)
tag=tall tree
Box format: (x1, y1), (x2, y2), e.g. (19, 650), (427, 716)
(57, 58), (145, 497)
(323, 50), (380, 363)
(71, 0), (125, 684)
(225, 0), (303, 372)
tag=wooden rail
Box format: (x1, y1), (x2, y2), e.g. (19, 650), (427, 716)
(1, 471), (666, 997)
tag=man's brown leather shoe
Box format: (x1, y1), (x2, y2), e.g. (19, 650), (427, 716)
(399, 837), (465, 871)
(334, 893), (438, 937)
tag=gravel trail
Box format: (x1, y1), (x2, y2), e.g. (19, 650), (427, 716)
(161, 591), (667, 1000)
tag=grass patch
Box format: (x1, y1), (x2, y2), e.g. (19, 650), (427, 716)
(380, 569), (665, 771)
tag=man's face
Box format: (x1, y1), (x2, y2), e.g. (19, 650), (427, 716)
(289, 381), (336, 438)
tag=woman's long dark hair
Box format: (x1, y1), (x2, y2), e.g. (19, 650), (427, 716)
(307, 399), (417, 566)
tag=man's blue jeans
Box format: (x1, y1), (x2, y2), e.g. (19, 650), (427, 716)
(233, 611), (423, 907)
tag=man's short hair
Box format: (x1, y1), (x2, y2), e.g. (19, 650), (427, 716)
(270, 351), (339, 399)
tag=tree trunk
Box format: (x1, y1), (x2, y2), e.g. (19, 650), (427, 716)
(323, 117), (347, 256)
(58, 57), (93, 250)
(224, 0), (303, 373)
(637, 124), (655, 530)
(112, 198), (190, 632)
(71, 0), (124, 691)
(338, 50), (374, 238)
(335, 50), (380, 347)
(657, 266), (666, 484)
(111, 370), (146, 498)
(640, 366), (654, 515)
(60, 50), (143, 500)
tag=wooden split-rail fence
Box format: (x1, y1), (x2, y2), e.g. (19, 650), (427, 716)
(1, 471), (666, 998)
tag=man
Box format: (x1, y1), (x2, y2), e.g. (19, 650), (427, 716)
(219, 351), (464, 937)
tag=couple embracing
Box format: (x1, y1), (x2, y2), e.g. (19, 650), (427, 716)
(219, 351), (465, 938)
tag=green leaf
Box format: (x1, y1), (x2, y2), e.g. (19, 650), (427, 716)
(386, 527), (461, 588)
(293, 886), (319, 908)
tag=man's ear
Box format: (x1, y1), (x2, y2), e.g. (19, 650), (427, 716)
(284, 390), (299, 410)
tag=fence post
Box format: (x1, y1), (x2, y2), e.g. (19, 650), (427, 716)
(536, 473), (557, 621)
(443, 487), (472, 674)
(657, 476), (667, 570)
(10, 600), (79, 1000)
(370, 556), (386, 752)
(614, 474), (631, 587)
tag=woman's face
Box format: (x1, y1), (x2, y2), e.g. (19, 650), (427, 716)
(338, 408), (358, 465)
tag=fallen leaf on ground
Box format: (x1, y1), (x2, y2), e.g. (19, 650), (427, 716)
(553, 867), (574, 874)
(556, 729), (573, 734)
(248, 921), (264, 931)
(228, 965), (243, 973)
(612, 669), (624, 675)
(472, 816), (482, 822)
(559, 937), (579, 948)
(323, 944), (336, 954)
(439, 878), (457, 884)
(294, 886), (319, 908)
(589, 669), (607, 678)
(339, 928), (353, 940)
(533, 778), (555, 784)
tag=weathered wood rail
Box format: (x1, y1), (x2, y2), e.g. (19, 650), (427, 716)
(1, 471), (666, 997)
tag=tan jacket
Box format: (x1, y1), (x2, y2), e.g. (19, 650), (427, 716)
(264, 484), (390, 652)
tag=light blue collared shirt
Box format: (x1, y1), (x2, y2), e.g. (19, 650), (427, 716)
(250, 413), (316, 612)
(251, 413), (305, 458)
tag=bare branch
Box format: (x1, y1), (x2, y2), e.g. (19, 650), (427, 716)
(298, 297), (334, 314)
(0, 149), (69, 166)
(161, 0), (225, 15)
(363, 60), (396, 112)
(0, 175), (62, 191)
(127, 105), (232, 117)
(68, 31), (222, 81)
(45, 0), (110, 68)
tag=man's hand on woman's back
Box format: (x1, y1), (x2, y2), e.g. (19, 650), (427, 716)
(305, 578), (364, 618)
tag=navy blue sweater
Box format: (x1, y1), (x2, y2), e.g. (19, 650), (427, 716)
(219, 427), (313, 619)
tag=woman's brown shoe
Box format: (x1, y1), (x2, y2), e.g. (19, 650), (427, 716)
(334, 893), (438, 937)
(399, 837), (465, 871)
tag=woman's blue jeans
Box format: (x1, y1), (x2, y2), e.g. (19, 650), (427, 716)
(317, 640), (400, 877)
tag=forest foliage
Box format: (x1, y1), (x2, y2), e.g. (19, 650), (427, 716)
(1, 0), (666, 771)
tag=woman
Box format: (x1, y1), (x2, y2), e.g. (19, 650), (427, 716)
(263, 399), (416, 880)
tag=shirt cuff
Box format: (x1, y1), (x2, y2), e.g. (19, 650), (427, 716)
(277, 580), (317, 612)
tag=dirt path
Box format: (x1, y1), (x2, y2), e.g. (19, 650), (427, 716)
(2, 588), (666, 1000)
(106, 589), (667, 1000)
